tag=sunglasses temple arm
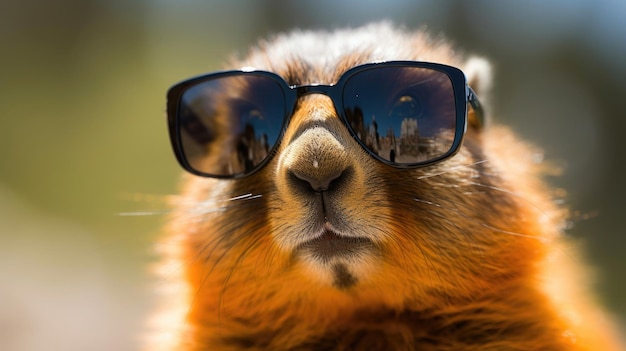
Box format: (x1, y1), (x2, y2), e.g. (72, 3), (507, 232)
(467, 86), (486, 127)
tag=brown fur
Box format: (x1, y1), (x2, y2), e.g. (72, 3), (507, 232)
(148, 23), (623, 350)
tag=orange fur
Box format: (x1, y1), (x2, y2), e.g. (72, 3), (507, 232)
(147, 23), (623, 350)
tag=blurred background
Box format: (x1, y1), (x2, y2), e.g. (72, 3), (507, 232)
(1, 0), (624, 350)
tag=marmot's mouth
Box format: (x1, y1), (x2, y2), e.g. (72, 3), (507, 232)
(298, 229), (373, 262)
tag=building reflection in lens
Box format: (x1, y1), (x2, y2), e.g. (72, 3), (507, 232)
(235, 123), (269, 173)
(348, 107), (451, 163)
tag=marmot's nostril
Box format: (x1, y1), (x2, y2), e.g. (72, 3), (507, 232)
(288, 167), (344, 193)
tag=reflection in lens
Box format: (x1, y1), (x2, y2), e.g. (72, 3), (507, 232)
(343, 66), (457, 164)
(390, 95), (424, 119)
(178, 74), (286, 176)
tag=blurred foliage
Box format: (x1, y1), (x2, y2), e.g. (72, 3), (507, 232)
(0, 0), (624, 350)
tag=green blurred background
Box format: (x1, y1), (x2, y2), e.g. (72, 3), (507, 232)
(1, 0), (624, 350)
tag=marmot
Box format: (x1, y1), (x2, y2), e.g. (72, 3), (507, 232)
(149, 23), (623, 350)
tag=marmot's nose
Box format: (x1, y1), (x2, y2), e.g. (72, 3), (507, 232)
(288, 165), (346, 193)
(281, 126), (352, 195)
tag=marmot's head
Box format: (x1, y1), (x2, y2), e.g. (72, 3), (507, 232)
(169, 23), (554, 307)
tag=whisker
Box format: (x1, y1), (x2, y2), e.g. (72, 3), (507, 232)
(116, 192), (176, 217)
(466, 182), (520, 197)
(417, 160), (490, 180)
(417, 161), (554, 226)
(167, 192), (263, 208)
(414, 197), (548, 243)
(466, 181), (552, 221)
(481, 223), (550, 243)
(223, 193), (263, 201)
(413, 198), (441, 207)
(174, 193), (264, 221)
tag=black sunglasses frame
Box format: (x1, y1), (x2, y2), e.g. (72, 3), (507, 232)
(167, 61), (484, 179)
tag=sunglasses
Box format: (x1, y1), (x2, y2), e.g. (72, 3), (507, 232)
(167, 61), (484, 178)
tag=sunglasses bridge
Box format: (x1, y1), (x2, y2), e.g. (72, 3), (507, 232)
(293, 84), (334, 98)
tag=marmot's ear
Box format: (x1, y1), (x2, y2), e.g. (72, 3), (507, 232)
(463, 57), (492, 129)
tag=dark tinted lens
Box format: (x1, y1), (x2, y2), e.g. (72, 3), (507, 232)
(177, 74), (286, 176)
(342, 66), (457, 164)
